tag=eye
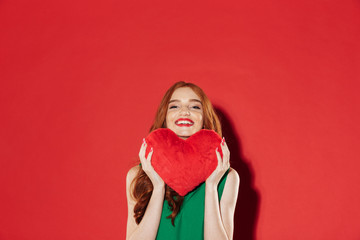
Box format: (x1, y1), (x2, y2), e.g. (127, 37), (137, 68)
(191, 106), (201, 109)
(169, 105), (178, 109)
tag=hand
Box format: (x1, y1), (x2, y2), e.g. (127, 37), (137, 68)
(206, 137), (230, 187)
(138, 138), (165, 189)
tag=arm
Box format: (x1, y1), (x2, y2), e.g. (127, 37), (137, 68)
(126, 141), (165, 240)
(204, 140), (240, 240)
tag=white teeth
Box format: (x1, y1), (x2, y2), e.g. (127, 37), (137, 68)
(176, 120), (193, 125)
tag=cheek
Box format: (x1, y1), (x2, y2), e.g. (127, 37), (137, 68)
(166, 112), (174, 124)
(197, 114), (204, 125)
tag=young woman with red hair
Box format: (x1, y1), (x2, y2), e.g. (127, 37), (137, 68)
(126, 81), (240, 240)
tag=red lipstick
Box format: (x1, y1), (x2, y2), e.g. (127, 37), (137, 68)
(175, 118), (194, 127)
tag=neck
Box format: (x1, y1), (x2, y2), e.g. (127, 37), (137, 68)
(178, 135), (189, 140)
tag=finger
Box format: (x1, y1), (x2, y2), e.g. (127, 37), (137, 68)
(215, 147), (222, 167)
(138, 138), (144, 152)
(139, 144), (145, 159)
(147, 147), (154, 162)
(220, 140), (230, 170)
(221, 140), (230, 161)
(223, 153), (230, 168)
(220, 138), (228, 152)
(139, 139), (147, 162)
(222, 140), (230, 156)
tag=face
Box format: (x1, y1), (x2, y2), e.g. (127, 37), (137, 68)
(166, 87), (204, 139)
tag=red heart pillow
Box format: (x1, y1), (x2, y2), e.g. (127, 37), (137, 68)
(145, 128), (223, 196)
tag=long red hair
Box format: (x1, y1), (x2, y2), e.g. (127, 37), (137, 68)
(130, 81), (222, 225)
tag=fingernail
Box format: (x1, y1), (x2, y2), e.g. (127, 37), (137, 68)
(151, 147), (153, 152)
(216, 147), (218, 151)
(143, 138), (145, 143)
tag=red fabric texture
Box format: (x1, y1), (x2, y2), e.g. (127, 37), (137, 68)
(145, 128), (222, 196)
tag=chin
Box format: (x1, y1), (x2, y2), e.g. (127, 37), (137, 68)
(176, 130), (199, 138)
(170, 126), (201, 138)
(176, 132), (191, 137)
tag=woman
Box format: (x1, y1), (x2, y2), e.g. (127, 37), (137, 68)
(126, 81), (240, 240)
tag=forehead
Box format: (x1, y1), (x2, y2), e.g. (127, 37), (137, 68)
(170, 87), (201, 101)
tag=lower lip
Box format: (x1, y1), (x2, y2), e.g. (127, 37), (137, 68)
(176, 124), (193, 127)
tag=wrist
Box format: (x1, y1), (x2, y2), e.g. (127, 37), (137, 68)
(153, 183), (165, 192)
(205, 181), (217, 191)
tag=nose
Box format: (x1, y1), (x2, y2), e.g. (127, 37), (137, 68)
(179, 106), (190, 116)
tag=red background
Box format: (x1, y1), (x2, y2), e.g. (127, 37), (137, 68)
(1, 0), (359, 239)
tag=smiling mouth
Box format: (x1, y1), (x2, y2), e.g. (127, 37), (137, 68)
(175, 118), (194, 127)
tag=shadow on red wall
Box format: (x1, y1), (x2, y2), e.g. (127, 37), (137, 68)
(215, 106), (260, 240)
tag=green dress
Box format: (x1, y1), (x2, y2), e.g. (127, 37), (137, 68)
(156, 170), (229, 240)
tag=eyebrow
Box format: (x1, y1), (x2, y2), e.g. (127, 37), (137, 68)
(169, 99), (202, 104)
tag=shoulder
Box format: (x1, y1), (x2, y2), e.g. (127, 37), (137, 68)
(221, 168), (240, 205)
(226, 167), (240, 187)
(126, 165), (141, 201)
(126, 165), (141, 187)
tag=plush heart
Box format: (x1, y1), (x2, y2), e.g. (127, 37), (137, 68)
(144, 128), (223, 196)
